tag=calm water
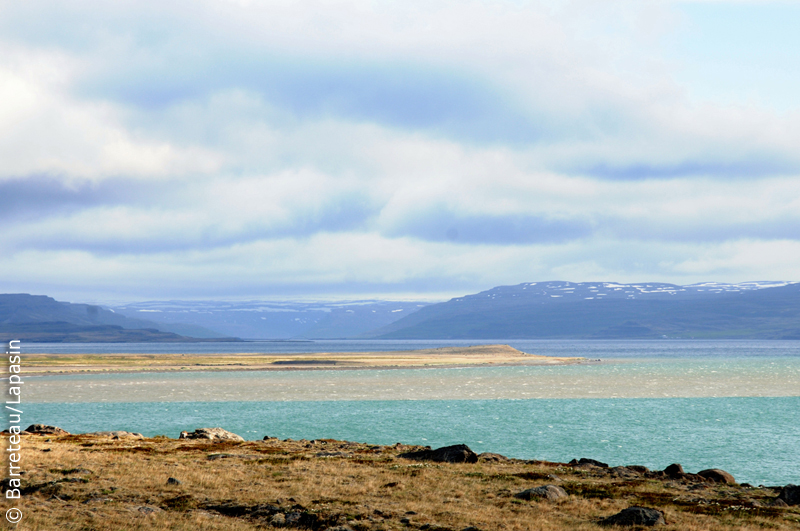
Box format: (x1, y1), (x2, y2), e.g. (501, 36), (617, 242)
(14, 340), (800, 486)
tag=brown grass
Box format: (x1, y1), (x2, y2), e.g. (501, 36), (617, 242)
(4, 433), (798, 530)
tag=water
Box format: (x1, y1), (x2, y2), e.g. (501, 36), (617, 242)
(13, 340), (800, 486)
(22, 397), (799, 486)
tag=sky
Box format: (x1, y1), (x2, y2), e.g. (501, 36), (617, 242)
(1, 0), (800, 303)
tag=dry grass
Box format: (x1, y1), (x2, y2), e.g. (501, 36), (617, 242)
(4, 433), (798, 530)
(22, 345), (584, 375)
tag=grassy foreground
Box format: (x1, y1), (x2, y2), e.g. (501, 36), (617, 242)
(22, 345), (583, 375)
(6, 431), (799, 531)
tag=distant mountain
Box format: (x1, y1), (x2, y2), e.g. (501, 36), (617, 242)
(0, 294), (238, 342)
(366, 281), (800, 339)
(111, 300), (429, 339)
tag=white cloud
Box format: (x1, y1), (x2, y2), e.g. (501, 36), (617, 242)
(1, 0), (799, 300)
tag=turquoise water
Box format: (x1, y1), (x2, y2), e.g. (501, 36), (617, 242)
(15, 340), (800, 486)
(24, 397), (799, 486)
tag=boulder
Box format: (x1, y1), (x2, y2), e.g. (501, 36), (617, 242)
(24, 424), (69, 436)
(514, 485), (568, 501)
(778, 484), (800, 506)
(697, 469), (736, 485)
(600, 507), (665, 527)
(569, 458), (609, 468)
(178, 428), (244, 441)
(663, 463), (684, 477)
(399, 444), (478, 464)
(478, 452), (508, 463)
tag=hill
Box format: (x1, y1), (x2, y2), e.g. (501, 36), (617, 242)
(366, 281), (800, 339)
(0, 294), (238, 342)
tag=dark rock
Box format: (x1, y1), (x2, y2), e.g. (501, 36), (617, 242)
(399, 444), (478, 464)
(609, 466), (643, 479)
(478, 452), (508, 462)
(770, 498), (789, 507)
(600, 507), (665, 527)
(166, 477), (182, 485)
(178, 428), (244, 441)
(569, 458), (608, 468)
(778, 484), (800, 506)
(514, 485), (568, 501)
(697, 469), (736, 484)
(663, 463), (684, 477)
(23, 424), (69, 436)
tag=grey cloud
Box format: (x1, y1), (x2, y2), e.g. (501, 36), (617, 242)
(0, 176), (164, 222)
(384, 208), (594, 245)
(603, 216), (800, 243)
(575, 157), (798, 181)
(12, 192), (378, 255)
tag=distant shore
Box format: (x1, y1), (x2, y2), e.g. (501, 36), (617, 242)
(22, 344), (586, 376)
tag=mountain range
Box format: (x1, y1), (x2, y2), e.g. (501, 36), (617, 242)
(367, 281), (800, 339)
(2, 280), (799, 342)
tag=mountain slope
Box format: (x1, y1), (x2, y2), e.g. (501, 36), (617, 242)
(0, 294), (236, 342)
(366, 281), (800, 339)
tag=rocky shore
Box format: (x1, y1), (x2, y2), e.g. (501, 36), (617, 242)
(6, 424), (800, 530)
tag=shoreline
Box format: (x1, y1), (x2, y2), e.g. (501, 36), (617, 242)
(14, 426), (800, 530)
(20, 344), (587, 376)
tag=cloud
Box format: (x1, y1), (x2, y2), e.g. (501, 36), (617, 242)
(1, 0), (800, 301)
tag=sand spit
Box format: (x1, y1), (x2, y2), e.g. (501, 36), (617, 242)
(22, 344), (585, 375)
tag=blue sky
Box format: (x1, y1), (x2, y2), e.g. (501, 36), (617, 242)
(1, 0), (799, 302)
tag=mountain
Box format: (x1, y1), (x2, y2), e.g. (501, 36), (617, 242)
(110, 300), (429, 339)
(366, 281), (800, 339)
(0, 294), (238, 342)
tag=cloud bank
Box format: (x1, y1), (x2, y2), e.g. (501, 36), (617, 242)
(1, 0), (799, 301)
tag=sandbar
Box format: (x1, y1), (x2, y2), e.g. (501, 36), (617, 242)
(21, 344), (585, 375)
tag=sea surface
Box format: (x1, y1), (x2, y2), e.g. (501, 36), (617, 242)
(14, 340), (800, 486)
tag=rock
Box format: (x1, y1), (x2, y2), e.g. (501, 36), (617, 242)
(323, 527), (355, 531)
(138, 506), (162, 515)
(600, 507), (666, 527)
(87, 431), (144, 439)
(609, 466), (643, 479)
(478, 452), (508, 462)
(770, 498), (789, 507)
(663, 463), (684, 477)
(778, 484), (800, 506)
(569, 458), (609, 468)
(399, 444), (478, 464)
(166, 477), (182, 485)
(270, 513), (286, 526)
(514, 485), (568, 501)
(23, 424), (69, 436)
(697, 469), (736, 484)
(178, 428), (244, 441)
